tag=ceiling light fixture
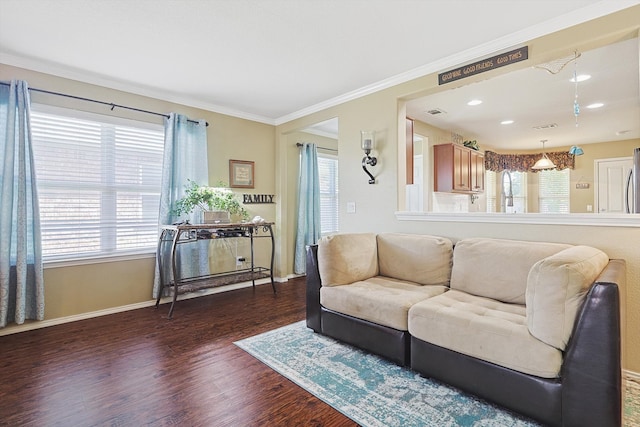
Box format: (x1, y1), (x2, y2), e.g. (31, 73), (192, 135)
(573, 50), (580, 127)
(467, 99), (482, 106)
(586, 102), (604, 109)
(500, 120), (514, 125)
(532, 140), (556, 170)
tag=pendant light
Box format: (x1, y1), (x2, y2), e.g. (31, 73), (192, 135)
(532, 140), (556, 170)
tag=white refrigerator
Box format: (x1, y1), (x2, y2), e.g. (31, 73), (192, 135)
(626, 147), (640, 213)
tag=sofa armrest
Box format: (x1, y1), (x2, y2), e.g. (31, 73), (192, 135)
(562, 259), (624, 427)
(306, 244), (322, 332)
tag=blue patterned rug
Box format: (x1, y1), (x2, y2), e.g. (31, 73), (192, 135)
(234, 321), (540, 427)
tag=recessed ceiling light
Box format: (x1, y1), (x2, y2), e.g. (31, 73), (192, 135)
(500, 120), (514, 125)
(467, 99), (482, 106)
(570, 74), (591, 83)
(586, 102), (604, 109)
(616, 130), (631, 136)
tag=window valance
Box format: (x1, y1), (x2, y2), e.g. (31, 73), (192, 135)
(484, 150), (574, 173)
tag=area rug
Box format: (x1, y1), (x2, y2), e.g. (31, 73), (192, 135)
(234, 321), (540, 427)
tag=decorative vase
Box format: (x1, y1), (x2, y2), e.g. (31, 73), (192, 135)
(202, 210), (231, 224)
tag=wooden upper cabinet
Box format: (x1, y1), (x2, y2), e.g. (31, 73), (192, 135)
(406, 118), (414, 185)
(470, 150), (485, 192)
(434, 143), (484, 194)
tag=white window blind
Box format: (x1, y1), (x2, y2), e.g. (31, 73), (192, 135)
(509, 171), (528, 213)
(485, 171), (496, 212)
(539, 169), (570, 213)
(497, 171), (527, 213)
(30, 105), (164, 261)
(317, 153), (339, 234)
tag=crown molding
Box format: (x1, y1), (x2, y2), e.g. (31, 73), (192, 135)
(275, 0), (639, 125)
(2, 1), (636, 127)
(0, 52), (276, 125)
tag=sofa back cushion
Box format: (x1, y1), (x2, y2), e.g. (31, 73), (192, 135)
(318, 233), (378, 286)
(450, 238), (571, 304)
(377, 233), (453, 286)
(526, 245), (609, 350)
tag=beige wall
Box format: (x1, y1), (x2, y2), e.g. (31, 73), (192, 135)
(0, 63), (276, 326)
(570, 138), (639, 213)
(1, 5), (638, 373)
(276, 6), (640, 372)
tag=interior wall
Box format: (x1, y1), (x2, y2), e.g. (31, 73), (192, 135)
(0, 64), (276, 329)
(276, 7), (640, 372)
(570, 138), (639, 213)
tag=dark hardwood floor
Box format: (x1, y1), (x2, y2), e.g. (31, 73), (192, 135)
(0, 277), (357, 426)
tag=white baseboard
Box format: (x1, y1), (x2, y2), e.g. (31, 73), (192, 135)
(0, 277), (287, 337)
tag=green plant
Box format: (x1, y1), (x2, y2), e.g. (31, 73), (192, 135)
(173, 179), (248, 219)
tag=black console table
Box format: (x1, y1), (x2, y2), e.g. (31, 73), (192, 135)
(155, 222), (276, 318)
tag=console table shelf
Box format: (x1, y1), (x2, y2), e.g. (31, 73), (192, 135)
(155, 222), (275, 318)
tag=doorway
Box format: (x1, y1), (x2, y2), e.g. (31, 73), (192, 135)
(595, 157), (633, 213)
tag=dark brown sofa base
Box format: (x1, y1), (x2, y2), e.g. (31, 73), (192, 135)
(322, 308), (409, 366)
(411, 337), (562, 426)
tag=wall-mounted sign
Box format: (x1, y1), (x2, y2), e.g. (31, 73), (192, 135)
(243, 194), (275, 204)
(438, 46), (528, 85)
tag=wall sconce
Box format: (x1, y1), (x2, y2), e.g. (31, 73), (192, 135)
(361, 130), (378, 184)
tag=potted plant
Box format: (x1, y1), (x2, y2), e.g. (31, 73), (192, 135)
(173, 179), (249, 223)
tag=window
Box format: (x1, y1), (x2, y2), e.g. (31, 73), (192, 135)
(488, 170), (527, 213)
(507, 171), (527, 213)
(539, 169), (570, 213)
(30, 105), (164, 262)
(317, 153), (339, 234)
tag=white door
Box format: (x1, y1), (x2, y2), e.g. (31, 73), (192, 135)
(595, 157), (633, 213)
(406, 154), (423, 211)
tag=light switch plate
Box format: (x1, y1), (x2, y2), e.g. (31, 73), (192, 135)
(346, 202), (356, 213)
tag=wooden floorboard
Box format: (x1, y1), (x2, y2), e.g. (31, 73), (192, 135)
(0, 277), (357, 426)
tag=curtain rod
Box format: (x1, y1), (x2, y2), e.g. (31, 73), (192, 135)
(0, 81), (208, 127)
(296, 142), (338, 152)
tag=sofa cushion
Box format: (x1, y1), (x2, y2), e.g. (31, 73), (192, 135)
(377, 233), (453, 286)
(450, 238), (571, 304)
(321, 277), (447, 330)
(526, 245), (609, 350)
(318, 233), (378, 287)
(408, 290), (562, 378)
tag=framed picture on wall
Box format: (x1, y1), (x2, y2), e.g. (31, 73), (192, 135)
(229, 159), (255, 188)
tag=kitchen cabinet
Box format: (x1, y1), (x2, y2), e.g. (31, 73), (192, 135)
(470, 149), (485, 192)
(434, 143), (484, 193)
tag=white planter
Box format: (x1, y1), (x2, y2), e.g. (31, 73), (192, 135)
(202, 210), (231, 224)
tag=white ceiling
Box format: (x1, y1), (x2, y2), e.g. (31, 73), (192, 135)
(407, 37), (640, 150)
(0, 0), (637, 127)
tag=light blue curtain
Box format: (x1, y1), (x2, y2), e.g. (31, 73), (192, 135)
(0, 80), (44, 327)
(153, 113), (208, 298)
(294, 143), (321, 274)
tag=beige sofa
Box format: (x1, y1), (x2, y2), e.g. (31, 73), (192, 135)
(306, 233), (624, 427)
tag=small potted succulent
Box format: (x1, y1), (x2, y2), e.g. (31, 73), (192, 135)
(173, 179), (248, 223)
